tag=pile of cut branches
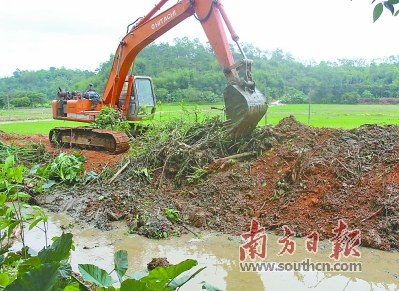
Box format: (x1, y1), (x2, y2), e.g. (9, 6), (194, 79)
(289, 123), (399, 190)
(127, 116), (280, 185)
(0, 140), (48, 166)
(91, 106), (130, 132)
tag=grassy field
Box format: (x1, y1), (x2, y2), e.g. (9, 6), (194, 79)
(0, 103), (398, 135)
(0, 107), (53, 122)
(265, 104), (399, 128)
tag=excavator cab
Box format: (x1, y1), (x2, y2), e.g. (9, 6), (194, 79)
(119, 76), (156, 121)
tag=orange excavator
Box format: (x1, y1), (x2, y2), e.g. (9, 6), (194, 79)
(51, 0), (267, 153)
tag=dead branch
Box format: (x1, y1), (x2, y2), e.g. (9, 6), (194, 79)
(182, 224), (200, 237)
(267, 221), (289, 228)
(108, 160), (130, 184)
(334, 158), (357, 177)
(361, 206), (384, 222)
(213, 151), (257, 164)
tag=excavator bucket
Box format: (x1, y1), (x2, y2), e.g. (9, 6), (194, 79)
(224, 84), (268, 138)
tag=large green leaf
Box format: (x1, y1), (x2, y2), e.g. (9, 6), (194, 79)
(373, 3), (384, 22)
(17, 256), (41, 277)
(384, 1), (395, 14)
(4, 262), (72, 291)
(38, 233), (73, 263)
(169, 267), (206, 289)
(97, 287), (116, 291)
(4, 155), (14, 172)
(114, 250), (128, 283)
(0, 273), (9, 287)
(3, 252), (21, 265)
(28, 217), (43, 231)
(7, 221), (20, 240)
(201, 281), (223, 291)
(58, 264), (73, 278)
(126, 272), (148, 280)
(63, 274), (91, 291)
(63, 281), (90, 291)
(141, 259), (198, 290)
(0, 194), (6, 205)
(120, 278), (154, 291)
(7, 165), (24, 183)
(78, 264), (116, 287)
(42, 180), (57, 189)
(147, 259), (197, 281)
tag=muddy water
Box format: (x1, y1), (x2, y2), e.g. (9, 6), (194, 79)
(13, 212), (399, 291)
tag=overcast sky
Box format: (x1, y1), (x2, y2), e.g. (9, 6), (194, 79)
(0, 0), (397, 78)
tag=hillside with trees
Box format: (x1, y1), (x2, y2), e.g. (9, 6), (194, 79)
(1, 37), (399, 107)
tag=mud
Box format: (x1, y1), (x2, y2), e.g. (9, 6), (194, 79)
(2, 116), (399, 252)
(13, 212), (399, 291)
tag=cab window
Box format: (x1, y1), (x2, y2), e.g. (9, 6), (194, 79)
(135, 78), (154, 107)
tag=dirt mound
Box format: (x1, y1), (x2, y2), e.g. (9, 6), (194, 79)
(14, 117), (399, 250)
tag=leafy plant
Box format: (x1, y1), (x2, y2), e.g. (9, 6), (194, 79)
(92, 106), (131, 132)
(78, 255), (216, 291)
(1, 231), (221, 291)
(138, 104), (155, 120)
(372, 0), (399, 22)
(157, 100), (163, 121)
(0, 154), (49, 258)
(3, 233), (75, 290)
(132, 167), (151, 180)
(37, 152), (85, 184)
(0, 140), (48, 166)
(186, 167), (208, 184)
(0, 155), (218, 291)
(165, 208), (181, 224)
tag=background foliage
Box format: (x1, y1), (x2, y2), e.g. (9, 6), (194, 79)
(1, 37), (399, 107)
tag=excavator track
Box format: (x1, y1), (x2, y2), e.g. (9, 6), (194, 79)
(49, 127), (130, 154)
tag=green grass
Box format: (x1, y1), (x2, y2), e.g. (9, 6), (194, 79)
(156, 102), (225, 112)
(0, 120), (83, 134)
(1, 103), (399, 135)
(153, 104), (223, 123)
(264, 104), (399, 128)
(0, 108), (53, 121)
(267, 103), (399, 115)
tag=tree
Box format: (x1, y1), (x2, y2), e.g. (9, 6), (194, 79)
(27, 92), (47, 107)
(281, 87), (308, 104)
(1, 36), (399, 105)
(10, 97), (31, 107)
(361, 89), (374, 98)
(371, 0), (399, 22)
(0, 95), (5, 107)
(341, 91), (360, 104)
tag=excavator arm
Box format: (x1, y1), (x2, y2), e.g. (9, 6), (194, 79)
(103, 0), (267, 137)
